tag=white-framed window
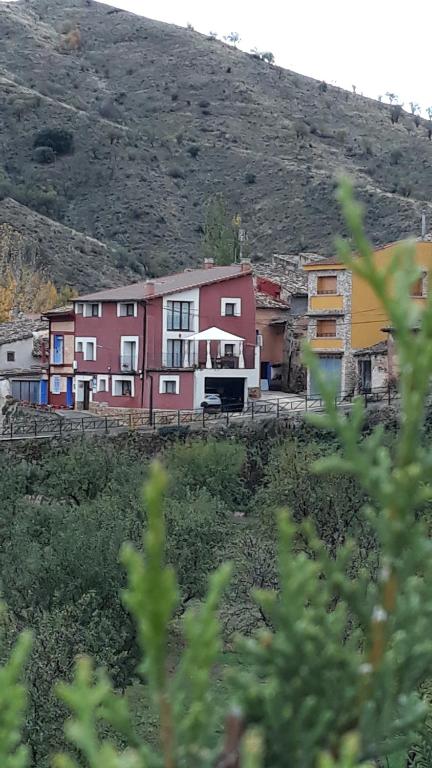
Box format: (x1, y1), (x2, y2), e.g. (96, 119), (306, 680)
(221, 297), (241, 317)
(51, 375), (61, 394)
(117, 302), (137, 317)
(83, 302), (102, 318)
(75, 337), (96, 361)
(159, 375), (180, 395)
(112, 375), (135, 397)
(120, 336), (139, 372)
(97, 375), (109, 392)
(224, 343), (235, 356)
(75, 302), (84, 314)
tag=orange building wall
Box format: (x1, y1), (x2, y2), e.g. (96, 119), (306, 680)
(351, 241), (432, 350)
(256, 307), (286, 363)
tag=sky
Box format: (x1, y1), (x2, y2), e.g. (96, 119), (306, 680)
(92, 0), (432, 115)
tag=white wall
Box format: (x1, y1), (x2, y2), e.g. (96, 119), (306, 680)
(193, 367), (258, 409)
(0, 337), (36, 371)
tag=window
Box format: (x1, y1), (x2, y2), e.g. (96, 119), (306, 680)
(85, 341), (95, 361)
(411, 276), (424, 297)
(221, 297), (241, 317)
(166, 339), (185, 367)
(12, 380), (40, 403)
(98, 377), (107, 392)
(75, 302), (84, 314)
(159, 375), (179, 394)
(113, 378), (133, 396)
(7, 351), (15, 362)
(51, 375), (61, 395)
(317, 275), (337, 295)
(224, 344), (235, 356)
(118, 302), (136, 317)
(317, 319), (337, 337)
(76, 341), (83, 354)
(53, 334), (64, 364)
(166, 301), (192, 331)
(120, 338), (138, 371)
(83, 303), (101, 318)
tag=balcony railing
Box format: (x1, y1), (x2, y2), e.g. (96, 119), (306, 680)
(120, 355), (137, 372)
(159, 348), (256, 370)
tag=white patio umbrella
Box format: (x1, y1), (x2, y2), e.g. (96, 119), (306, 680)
(188, 327), (245, 368)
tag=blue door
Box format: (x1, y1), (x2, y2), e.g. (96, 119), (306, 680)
(66, 377), (73, 408)
(53, 335), (64, 364)
(40, 380), (48, 405)
(309, 356), (342, 397)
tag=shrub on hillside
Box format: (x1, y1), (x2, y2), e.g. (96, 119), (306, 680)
(33, 128), (74, 156)
(167, 164), (185, 179)
(32, 146), (56, 164)
(244, 171), (256, 184)
(186, 144), (200, 158)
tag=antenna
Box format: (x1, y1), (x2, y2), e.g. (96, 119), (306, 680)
(422, 212), (427, 240)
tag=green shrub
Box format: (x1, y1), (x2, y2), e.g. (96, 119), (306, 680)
(186, 144), (200, 158)
(33, 128), (74, 155)
(32, 146), (56, 164)
(167, 164), (185, 179)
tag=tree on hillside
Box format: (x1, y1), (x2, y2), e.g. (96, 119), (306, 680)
(385, 91), (398, 104)
(202, 194), (245, 265)
(224, 31), (240, 46)
(0, 224), (64, 320)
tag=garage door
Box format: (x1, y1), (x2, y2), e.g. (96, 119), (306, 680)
(309, 356), (342, 397)
(205, 377), (245, 411)
(11, 380), (40, 404)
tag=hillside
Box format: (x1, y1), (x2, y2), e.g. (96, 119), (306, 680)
(2, 0), (432, 289)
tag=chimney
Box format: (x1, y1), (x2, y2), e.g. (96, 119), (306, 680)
(203, 258), (214, 269)
(240, 258), (252, 273)
(422, 212), (427, 240)
(144, 281), (155, 296)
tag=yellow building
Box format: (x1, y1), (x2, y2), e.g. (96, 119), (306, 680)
(303, 241), (432, 396)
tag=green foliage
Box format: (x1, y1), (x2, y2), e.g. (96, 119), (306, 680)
(32, 146), (56, 164)
(164, 438), (247, 508)
(55, 462), (231, 768)
(33, 129), (74, 156)
(165, 491), (232, 602)
(202, 194), (242, 265)
(0, 613), (31, 768)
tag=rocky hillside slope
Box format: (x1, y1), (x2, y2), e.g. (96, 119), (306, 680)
(1, 0), (432, 289)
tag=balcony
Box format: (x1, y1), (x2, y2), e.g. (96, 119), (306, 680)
(160, 352), (250, 369)
(309, 295), (344, 312)
(120, 355), (137, 373)
(310, 338), (344, 351)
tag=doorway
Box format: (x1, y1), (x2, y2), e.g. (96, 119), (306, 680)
(66, 377), (74, 408)
(358, 359), (372, 393)
(83, 381), (90, 410)
(309, 355), (342, 397)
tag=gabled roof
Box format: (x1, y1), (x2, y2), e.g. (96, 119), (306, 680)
(76, 265), (250, 302)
